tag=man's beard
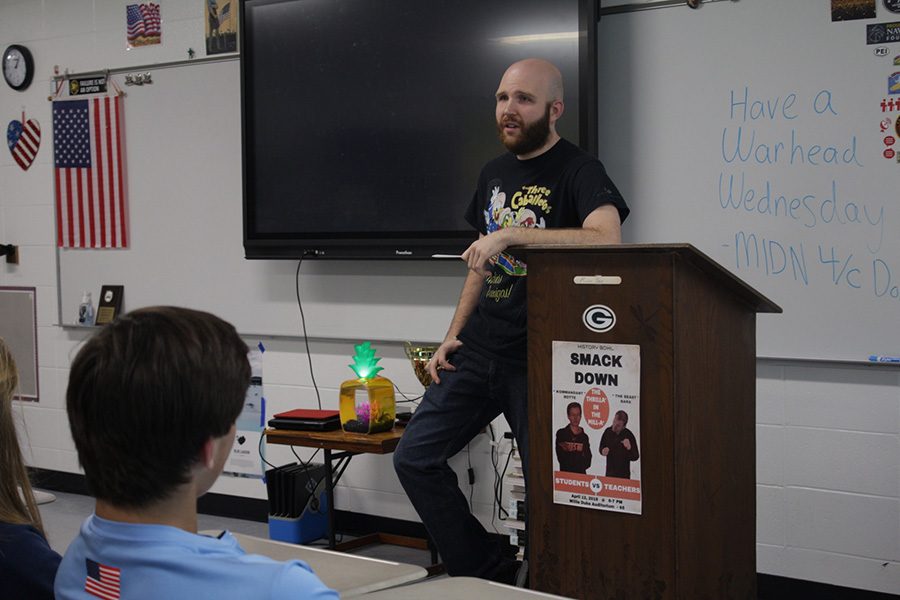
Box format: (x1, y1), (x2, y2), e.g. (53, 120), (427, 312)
(497, 103), (552, 156)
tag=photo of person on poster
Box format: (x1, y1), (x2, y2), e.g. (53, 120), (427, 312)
(555, 402), (592, 474)
(599, 410), (639, 479)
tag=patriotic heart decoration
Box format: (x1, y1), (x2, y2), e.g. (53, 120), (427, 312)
(7, 117), (41, 170)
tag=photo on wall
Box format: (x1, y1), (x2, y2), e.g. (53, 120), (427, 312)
(206, 0), (237, 55)
(126, 3), (161, 48)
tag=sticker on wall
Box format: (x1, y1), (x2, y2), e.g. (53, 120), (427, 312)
(881, 97), (899, 111)
(867, 22), (900, 44)
(832, 0), (876, 21)
(885, 135), (897, 146)
(895, 55), (900, 64)
(881, 117), (893, 131)
(68, 77), (107, 96)
(886, 0), (900, 13)
(583, 305), (616, 333)
(126, 3), (161, 48)
(884, 148), (896, 159)
(889, 72), (900, 94)
(896, 114), (900, 135)
(6, 112), (40, 170)
(875, 46), (890, 56)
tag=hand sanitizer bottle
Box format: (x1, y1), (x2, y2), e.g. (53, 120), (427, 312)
(77, 291), (95, 326)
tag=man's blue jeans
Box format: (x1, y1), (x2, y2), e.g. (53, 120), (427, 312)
(393, 344), (527, 580)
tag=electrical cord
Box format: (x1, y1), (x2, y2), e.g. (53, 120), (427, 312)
(490, 425), (511, 524)
(291, 446), (325, 514)
(258, 434), (277, 469)
(489, 425), (499, 531)
(495, 430), (518, 522)
(251, 254), (339, 521)
(259, 253), (324, 475)
(499, 443), (515, 490)
(291, 445), (321, 467)
(495, 444), (515, 522)
(467, 442), (474, 511)
(392, 380), (423, 405)
(295, 254), (322, 409)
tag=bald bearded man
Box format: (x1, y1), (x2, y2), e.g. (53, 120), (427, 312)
(393, 58), (629, 585)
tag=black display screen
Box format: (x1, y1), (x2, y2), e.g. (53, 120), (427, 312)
(241, 0), (594, 259)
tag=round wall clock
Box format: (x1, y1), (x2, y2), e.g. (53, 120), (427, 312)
(3, 44), (34, 91)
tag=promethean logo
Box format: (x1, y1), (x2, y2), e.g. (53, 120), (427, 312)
(582, 305), (616, 333)
(395, 250), (413, 256)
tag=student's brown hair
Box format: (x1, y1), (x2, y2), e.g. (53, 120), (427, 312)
(66, 306), (250, 508)
(0, 338), (45, 535)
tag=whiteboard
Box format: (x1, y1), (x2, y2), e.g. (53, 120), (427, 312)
(58, 59), (465, 342)
(598, 0), (900, 361)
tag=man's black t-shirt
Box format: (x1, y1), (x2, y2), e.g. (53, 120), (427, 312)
(599, 426), (640, 479)
(457, 139), (629, 364)
(555, 426), (593, 474)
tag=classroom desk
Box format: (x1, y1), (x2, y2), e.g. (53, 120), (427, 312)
(203, 531), (427, 598)
(263, 426), (439, 569)
(358, 576), (574, 599)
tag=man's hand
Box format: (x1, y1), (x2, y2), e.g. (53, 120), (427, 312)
(600, 447), (610, 457)
(428, 338), (463, 384)
(461, 230), (510, 277)
(621, 439), (631, 451)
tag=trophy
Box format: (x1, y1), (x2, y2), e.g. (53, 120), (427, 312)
(404, 342), (438, 388)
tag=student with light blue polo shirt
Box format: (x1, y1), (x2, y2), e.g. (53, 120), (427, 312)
(54, 306), (336, 599)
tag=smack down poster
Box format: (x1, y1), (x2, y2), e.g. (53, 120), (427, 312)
(551, 341), (642, 514)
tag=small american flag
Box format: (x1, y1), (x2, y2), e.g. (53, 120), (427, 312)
(85, 558), (121, 600)
(6, 118), (40, 170)
(127, 3), (161, 42)
(52, 97), (128, 248)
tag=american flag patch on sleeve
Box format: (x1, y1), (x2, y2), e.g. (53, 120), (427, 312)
(85, 558), (121, 600)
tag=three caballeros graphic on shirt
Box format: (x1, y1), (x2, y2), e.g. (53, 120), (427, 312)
(484, 184), (548, 279)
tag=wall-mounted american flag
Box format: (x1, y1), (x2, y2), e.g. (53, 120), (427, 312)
(127, 3), (161, 46)
(85, 558), (121, 600)
(52, 96), (128, 249)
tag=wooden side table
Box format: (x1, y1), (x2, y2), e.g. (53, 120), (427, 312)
(263, 427), (441, 572)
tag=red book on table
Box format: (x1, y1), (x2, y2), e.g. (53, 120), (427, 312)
(269, 409), (340, 431)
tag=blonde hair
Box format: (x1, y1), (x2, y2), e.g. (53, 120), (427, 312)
(0, 338), (45, 535)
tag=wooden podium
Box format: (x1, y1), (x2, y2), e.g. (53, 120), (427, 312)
(522, 244), (780, 600)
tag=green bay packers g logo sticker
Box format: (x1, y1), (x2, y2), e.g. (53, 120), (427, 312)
(583, 305), (616, 333)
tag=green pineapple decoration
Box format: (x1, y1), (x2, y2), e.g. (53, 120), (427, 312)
(339, 342), (396, 434)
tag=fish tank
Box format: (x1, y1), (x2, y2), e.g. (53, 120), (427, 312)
(338, 342), (396, 434)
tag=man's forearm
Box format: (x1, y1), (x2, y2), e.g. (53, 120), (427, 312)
(443, 268), (484, 342)
(500, 203), (622, 246)
(462, 204), (623, 276)
(498, 224), (620, 247)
